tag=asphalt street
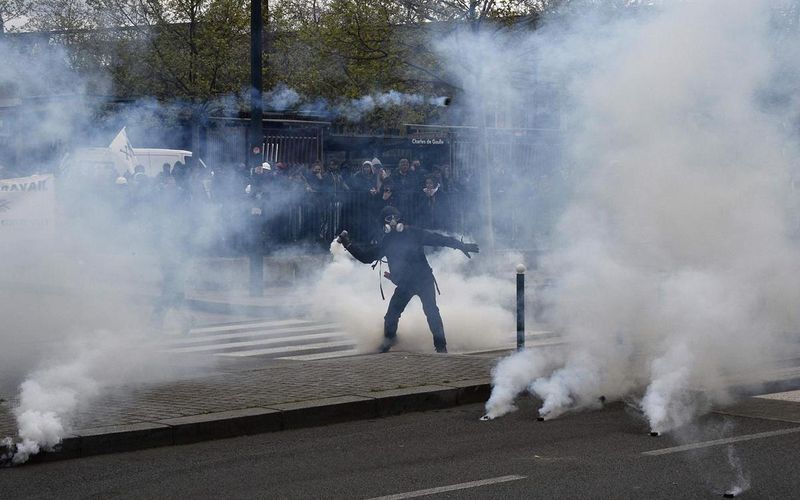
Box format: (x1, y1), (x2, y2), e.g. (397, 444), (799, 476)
(2, 398), (798, 499)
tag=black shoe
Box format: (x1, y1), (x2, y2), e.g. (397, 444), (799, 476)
(435, 346), (448, 354)
(379, 337), (398, 353)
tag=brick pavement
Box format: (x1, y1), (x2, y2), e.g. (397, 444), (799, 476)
(0, 352), (496, 442)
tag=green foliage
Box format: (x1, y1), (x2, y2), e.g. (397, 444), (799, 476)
(84, 0), (250, 106)
(272, 0), (456, 126)
(16, 0), (559, 127)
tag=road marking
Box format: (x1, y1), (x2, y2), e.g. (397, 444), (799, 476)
(166, 332), (348, 353)
(188, 319), (316, 334)
(642, 427), (800, 456)
(170, 325), (342, 345)
(215, 340), (355, 357)
(365, 475), (526, 500)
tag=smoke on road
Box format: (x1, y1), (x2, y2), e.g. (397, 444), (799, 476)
(0, 40), (217, 464)
(471, 0), (800, 435)
(311, 239), (520, 353)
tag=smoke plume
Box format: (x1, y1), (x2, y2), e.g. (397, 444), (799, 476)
(467, 1), (800, 433)
(0, 39), (218, 464)
(263, 84), (448, 120)
(311, 239), (522, 353)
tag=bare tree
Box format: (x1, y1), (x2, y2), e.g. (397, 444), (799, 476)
(0, 0), (32, 33)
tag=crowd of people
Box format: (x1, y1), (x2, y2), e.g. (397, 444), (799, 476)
(84, 156), (478, 255)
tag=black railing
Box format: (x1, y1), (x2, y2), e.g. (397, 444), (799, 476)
(239, 188), (474, 252)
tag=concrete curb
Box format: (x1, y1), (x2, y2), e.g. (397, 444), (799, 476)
(25, 380), (490, 465)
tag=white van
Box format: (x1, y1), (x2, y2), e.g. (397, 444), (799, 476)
(133, 148), (208, 177)
(60, 147), (208, 179)
(59, 147), (128, 180)
(59, 128), (209, 179)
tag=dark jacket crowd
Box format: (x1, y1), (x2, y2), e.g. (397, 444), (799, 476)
(72, 156), (477, 255)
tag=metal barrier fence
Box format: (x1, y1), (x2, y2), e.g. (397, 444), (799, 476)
(263, 129), (322, 166)
(201, 118), (562, 252)
(204, 118), (323, 169)
(241, 188), (473, 252)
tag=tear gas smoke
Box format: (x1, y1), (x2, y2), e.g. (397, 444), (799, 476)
(464, 1), (800, 433)
(723, 444), (751, 498)
(266, 84), (302, 111)
(0, 40), (222, 464)
(667, 418), (752, 497)
(311, 239), (523, 353)
(1, 33), (452, 464)
(481, 348), (564, 420)
(2, 330), (192, 465)
(263, 84), (448, 120)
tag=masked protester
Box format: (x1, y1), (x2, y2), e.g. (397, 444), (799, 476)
(337, 206), (479, 353)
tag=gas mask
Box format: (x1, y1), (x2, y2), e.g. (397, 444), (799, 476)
(384, 214), (404, 233)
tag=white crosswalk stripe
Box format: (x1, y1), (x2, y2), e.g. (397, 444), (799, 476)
(161, 319), (359, 360)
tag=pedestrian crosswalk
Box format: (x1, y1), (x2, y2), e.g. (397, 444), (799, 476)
(162, 319), (360, 361)
(458, 331), (563, 355)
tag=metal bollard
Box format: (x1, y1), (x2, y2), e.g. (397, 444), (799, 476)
(516, 264), (526, 350)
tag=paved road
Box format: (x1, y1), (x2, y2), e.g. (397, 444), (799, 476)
(2, 399), (798, 499)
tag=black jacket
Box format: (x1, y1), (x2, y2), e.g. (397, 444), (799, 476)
(346, 227), (464, 288)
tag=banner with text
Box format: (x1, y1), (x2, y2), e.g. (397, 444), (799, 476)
(0, 174), (56, 242)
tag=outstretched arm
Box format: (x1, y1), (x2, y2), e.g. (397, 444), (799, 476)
(419, 229), (480, 258)
(338, 231), (382, 264)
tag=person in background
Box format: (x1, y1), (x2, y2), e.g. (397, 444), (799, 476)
(305, 161), (333, 194)
(327, 160), (350, 194)
(156, 163), (172, 185)
(379, 181), (396, 209)
(329, 159), (351, 184)
(372, 157), (387, 192)
(245, 163), (271, 241)
(348, 160), (380, 242)
(303, 161), (334, 241)
(376, 163), (392, 195)
(324, 160), (349, 238)
(419, 175), (449, 230)
(411, 159), (428, 178)
(350, 161), (378, 193)
(393, 158), (418, 220)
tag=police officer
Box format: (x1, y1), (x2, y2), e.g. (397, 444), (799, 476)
(338, 206), (479, 353)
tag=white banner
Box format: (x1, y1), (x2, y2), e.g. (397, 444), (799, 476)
(0, 174), (56, 240)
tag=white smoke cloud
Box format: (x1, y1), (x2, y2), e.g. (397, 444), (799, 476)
(4, 331), (190, 464)
(266, 84), (302, 111)
(0, 39), (218, 464)
(302, 90), (448, 121)
(460, 1), (800, 432)
(483, 347), (564, 420)
(310, 239), (522, 353)
(220, 84), (447, 120)
(334, 90), (435, 121)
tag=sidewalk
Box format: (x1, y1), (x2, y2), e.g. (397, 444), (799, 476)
(0, 351), (497, 463)
(4, 344), (800, 465)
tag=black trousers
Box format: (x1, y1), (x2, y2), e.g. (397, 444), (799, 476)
(384, 278), (446, 350)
